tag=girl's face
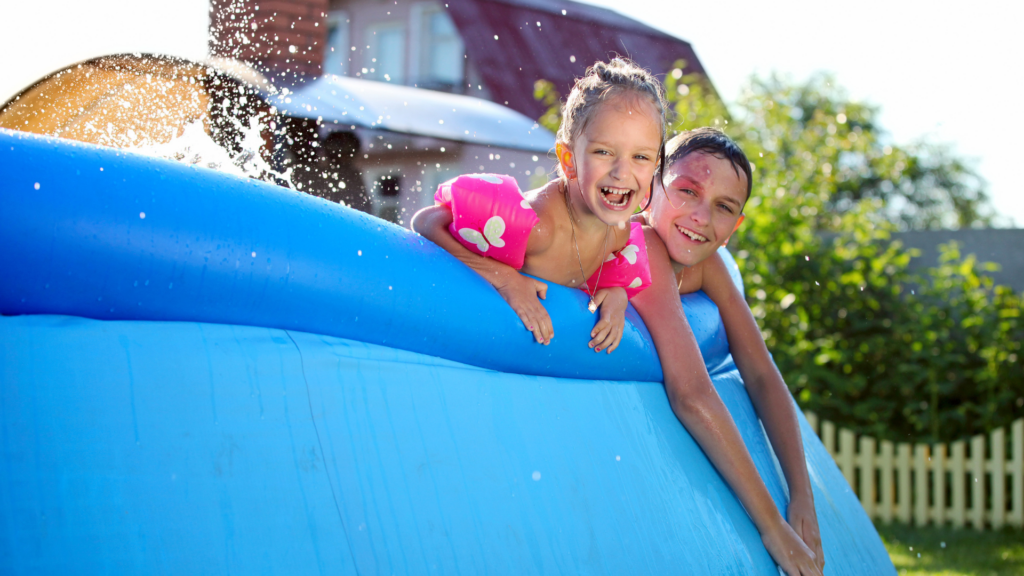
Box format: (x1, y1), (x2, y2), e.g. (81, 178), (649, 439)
(559, 93), (661, 226)
(648, 151), (747, 268)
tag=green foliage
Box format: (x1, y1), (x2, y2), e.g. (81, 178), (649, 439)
(662, 64), (1020, 442)
(536, 64), (1020, 442)
(533, 79), (562, 136)
(669, 69), (993, 231)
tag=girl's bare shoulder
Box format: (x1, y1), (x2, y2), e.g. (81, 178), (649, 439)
(524, 180), (564, 255)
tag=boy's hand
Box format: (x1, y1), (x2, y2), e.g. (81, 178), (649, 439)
(495, 271), (553, 345)
(788, 495), (824, 572)
(589, 287), (628, 353)
(761, 519), (822, 576)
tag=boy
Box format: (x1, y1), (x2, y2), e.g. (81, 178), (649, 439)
(632, 128), (825, 575)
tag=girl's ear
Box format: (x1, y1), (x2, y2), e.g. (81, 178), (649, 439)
(555, 141), (576, 179)
(721, 214), (745, 247)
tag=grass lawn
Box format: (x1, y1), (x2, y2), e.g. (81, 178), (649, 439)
(875, 522), (1024, 575)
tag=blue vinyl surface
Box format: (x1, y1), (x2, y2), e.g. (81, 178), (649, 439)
(0, 130), (893, 574)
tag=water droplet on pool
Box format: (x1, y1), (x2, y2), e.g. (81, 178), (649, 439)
(139, 212), (146, 219)
(531, 471), (541, 481)
(34, 182), (40, 190)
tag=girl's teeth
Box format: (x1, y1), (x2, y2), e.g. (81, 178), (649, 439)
(601, 188), (631, 206)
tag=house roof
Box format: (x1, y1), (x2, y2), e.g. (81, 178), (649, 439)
(444, 0), (709, 120)
(275, 74), (555, 152)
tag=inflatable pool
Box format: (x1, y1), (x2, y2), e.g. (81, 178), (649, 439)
(0, 129), (893, 574)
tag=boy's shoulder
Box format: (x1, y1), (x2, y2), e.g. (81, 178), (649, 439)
(698, 250), (748, 308)
(680, 250), (737, 298)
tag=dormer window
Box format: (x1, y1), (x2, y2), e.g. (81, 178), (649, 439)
(412, 3), (465, 90)
(323, 12), (351, 76)
(365, 22), (406, 83)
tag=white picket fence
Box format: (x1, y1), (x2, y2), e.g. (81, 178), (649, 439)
(804, 412), (1024, 531)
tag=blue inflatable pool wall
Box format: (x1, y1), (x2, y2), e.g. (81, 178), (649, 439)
(0, 129), (893, 574)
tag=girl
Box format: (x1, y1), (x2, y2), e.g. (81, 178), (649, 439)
(633, 128), (824, 575)
(412, 59), (662, 353)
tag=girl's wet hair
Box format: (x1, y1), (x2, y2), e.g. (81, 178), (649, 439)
(557, 58), (667, 174)
(663, 127), (753, 200)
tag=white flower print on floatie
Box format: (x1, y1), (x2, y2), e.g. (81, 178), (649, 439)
(435, 173), (539, 270)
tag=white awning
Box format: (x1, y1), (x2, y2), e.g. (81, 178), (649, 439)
(273, 74), (555, 153)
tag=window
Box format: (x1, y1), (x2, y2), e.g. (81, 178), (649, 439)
(411, 4), (464, 89)
(365, 23), (406, 84)
(323, 12), (350, 76)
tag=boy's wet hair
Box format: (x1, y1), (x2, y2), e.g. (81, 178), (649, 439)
(557, 58), (667, 179)
(664, 128), (753, 201)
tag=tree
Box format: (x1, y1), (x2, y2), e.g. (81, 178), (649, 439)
(666, 70), (993, 231)
(662, 66), (1020, 442)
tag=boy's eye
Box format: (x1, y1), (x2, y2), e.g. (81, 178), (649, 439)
(718, 203), (734, 214)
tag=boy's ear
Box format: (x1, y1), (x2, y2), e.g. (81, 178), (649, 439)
(721, 214), (745, 247)
(555, 142), (576, 179)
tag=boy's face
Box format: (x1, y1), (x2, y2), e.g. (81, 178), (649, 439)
(648, 151), (747, 268)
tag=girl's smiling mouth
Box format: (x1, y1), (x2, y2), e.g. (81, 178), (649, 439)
(600, 186), (633, 209)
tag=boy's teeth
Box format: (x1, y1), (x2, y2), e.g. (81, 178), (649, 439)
(677, 226), (708, 242)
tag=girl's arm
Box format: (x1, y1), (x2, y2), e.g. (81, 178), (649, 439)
(631, 228), (820, 576)
(700, 253), (823, 571)
(589, 287), (628, 353)
(411, 205), (553, 344)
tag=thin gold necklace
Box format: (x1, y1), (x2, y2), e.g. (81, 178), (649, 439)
(563, 180), (608, 313)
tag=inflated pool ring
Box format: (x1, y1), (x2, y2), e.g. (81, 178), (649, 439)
(0, 130), (893, 574)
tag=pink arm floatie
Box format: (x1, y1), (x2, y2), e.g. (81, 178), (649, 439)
(434, 174), (539, 270)
(584, 222), (652, 300)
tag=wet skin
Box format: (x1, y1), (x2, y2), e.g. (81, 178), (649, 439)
(645, 151), (746, 276)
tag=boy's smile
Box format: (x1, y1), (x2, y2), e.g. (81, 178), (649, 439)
(648, 151), (747, 267)
(560, 93), (661, 226)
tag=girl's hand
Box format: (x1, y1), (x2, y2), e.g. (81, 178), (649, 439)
(495, 271), (553, 345)
(589, 287), (628, 353)
(788, 495), (824, 573)
(761, 520), (822, 576)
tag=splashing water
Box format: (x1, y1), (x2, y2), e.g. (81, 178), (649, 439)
(135, 115), (293, 189)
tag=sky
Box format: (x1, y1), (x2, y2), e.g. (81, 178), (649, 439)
(2, 0), (1021, 226)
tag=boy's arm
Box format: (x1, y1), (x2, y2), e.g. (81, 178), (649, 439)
(701, 252), (823, 571)
(410, 205), (553, 344)
(631, 228), (819, 576)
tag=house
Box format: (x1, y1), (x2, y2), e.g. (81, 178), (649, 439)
(209, 0), (711, 223)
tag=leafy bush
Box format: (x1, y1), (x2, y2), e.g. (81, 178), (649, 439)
(663, 67), (1022, 442)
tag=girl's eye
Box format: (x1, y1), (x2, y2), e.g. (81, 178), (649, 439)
(634, 154), (650, 161)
